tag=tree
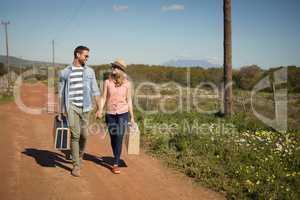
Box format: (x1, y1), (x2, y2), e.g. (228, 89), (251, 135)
(223, 0), (233, 116)
(239, 65), (263, 90)
(0, 62), (8, 76)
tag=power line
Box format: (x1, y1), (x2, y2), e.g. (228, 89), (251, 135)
(45, 0), (86, 64)
(51, 0), (86, 43)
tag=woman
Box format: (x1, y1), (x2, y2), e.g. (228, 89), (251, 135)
(98, 58), (135, 174)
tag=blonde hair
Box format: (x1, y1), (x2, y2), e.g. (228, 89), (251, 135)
(108, 71), (127, 87)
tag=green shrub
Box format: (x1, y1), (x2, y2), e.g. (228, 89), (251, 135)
(141, 112), (300, 199)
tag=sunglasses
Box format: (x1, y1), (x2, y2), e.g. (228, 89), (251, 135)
(111, 64), (124, 71)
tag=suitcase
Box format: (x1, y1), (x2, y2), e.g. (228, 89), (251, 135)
(53, 115), (71, 150)
(125, 122), (140, 155)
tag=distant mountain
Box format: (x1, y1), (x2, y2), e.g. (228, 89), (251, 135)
(0, 55), (65, 67)
(163, 59), (221, 68)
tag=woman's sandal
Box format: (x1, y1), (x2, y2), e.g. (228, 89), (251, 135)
(112, 165), (121, 174)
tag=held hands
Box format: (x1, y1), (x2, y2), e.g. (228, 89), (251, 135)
(95, 109), (103, 119)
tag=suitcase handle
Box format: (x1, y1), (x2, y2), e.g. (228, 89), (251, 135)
(58, 114), (68, 128)
(61, 118), (64, 128)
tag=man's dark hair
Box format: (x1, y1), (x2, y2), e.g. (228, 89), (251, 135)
(74, 46), (89, 58)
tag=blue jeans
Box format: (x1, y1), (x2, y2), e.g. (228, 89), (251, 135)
(105, 112), (129, 166)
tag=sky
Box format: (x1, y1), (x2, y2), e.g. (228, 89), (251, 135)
(0, 0), (299, 68)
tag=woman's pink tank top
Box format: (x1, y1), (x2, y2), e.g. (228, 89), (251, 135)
(106, 78), (129, 114)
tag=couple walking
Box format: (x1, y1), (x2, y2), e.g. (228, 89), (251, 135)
(58, 46), (135, 177)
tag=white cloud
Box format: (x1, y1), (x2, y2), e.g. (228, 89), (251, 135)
(206, 57), (222, 65)
(161, 4), (184, 12)
(113, 4), (129, 12)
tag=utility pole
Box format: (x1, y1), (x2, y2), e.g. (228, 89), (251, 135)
(223, 0), (233, 116)
(47, 40), (55, 113)
(52, 40), (55, 67)
(1, 21), (10, 73)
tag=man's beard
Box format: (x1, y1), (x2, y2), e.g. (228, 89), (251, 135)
(79, 59), (86, 66)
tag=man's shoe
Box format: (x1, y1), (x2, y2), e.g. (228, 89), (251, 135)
(71, 166), (80, 177)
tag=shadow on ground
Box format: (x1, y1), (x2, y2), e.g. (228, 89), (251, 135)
(84, 153), (128, 171)
(22, 148), (127, 173)
(22, 148), (72, 172)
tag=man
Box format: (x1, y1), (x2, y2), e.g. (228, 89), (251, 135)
(58, 46), (101, 177)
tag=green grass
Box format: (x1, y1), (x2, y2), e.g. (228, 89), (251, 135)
(84, 82), (300, 199)
(135, 110), (300, 200)
(0, 95), (14, 105)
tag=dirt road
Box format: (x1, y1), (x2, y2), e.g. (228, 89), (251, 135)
(0, 82), (225, 200)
